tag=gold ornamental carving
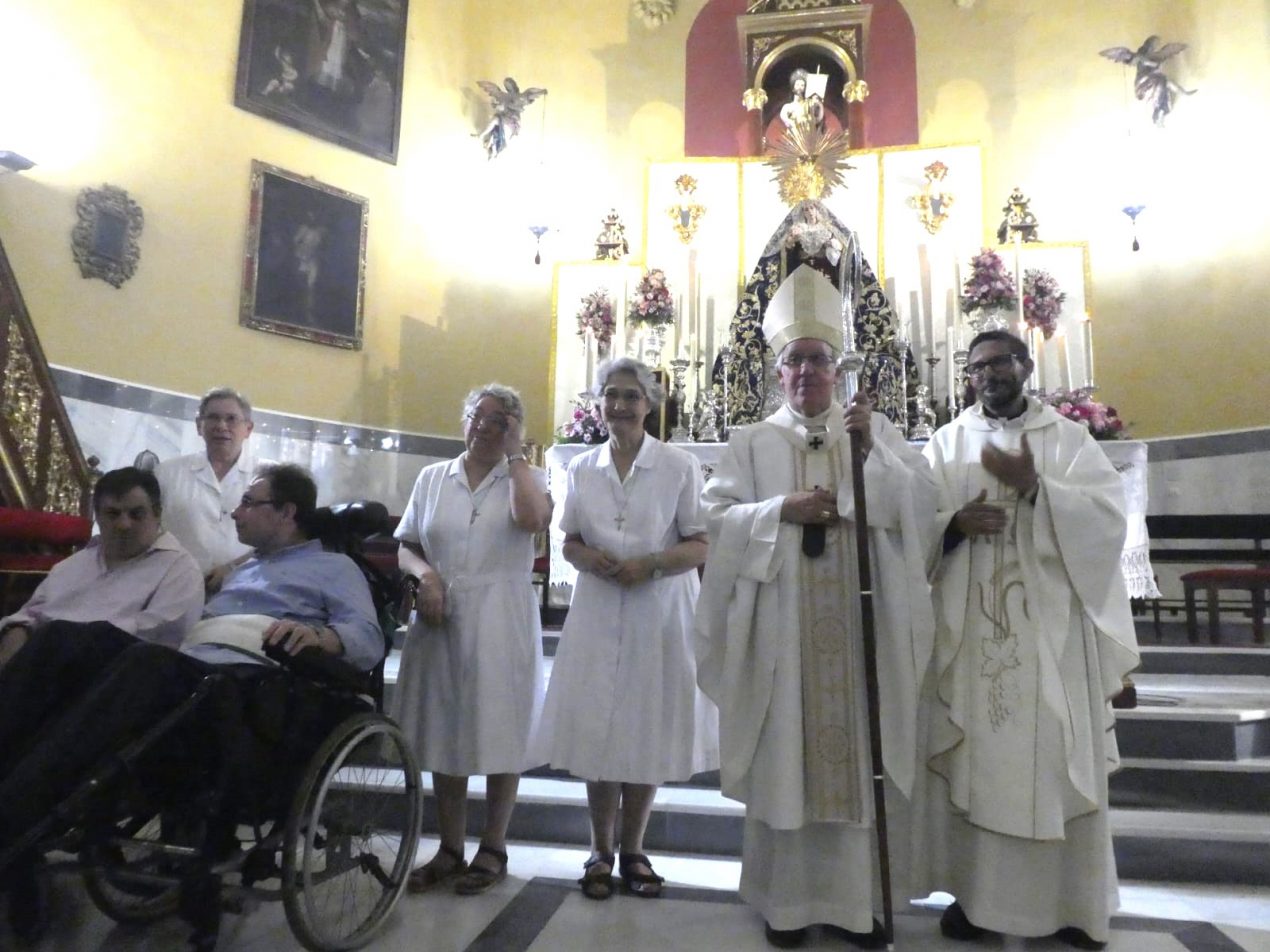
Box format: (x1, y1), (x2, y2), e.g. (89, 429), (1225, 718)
(4, 321), (43, 473)
(667, 174), (707, 245)
(907, 160), (956, 235)
(44, 428), (82, 515)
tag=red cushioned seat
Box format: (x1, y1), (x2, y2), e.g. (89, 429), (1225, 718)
(1180, 566), (1269, 645)
(0, 553), (66, 573)
(1180, 568), (1270, 582)
(0, 508), (93, 547)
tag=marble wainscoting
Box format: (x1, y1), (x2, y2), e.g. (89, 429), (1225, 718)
(1145, 428), (1270, 515)
(51, 367), (464, 515)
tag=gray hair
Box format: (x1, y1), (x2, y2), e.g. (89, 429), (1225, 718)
(592, 357), (664, 410)
(197, 386), (253, 421)
(461, 383), (525, 425)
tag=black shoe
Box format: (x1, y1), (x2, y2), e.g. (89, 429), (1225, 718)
(6, 852), (50, 945)
(940, 901), (988, 941)
(828, 918), (888, 949)
(1054, 926), (1107, 950)
(764, 921), (808, 948)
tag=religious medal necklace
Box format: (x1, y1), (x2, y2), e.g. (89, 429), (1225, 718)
(464, 460), (499, 526)
(609, 460), (639, 531)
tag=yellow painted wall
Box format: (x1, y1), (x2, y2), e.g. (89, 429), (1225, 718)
(1, 0), (1266, 440)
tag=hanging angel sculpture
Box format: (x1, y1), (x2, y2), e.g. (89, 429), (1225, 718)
(474, 77), (547, 160)
(1099, 35), (1196, 126)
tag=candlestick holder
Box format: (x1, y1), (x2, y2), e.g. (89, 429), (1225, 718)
(668, 358), (691, 442)
(641, 323), (667, 368)
(924, 355), (942, 396)
(910, 384), (936, 439)
(952, 349), (969, 415)
(696, 387), (720, 442)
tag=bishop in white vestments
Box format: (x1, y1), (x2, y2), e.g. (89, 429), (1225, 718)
(912, 330), (1140, 949)
(696, 265), (937, 948)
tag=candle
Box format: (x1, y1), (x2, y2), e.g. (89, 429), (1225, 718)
(585, 334), (594, 389)
(1056, 330), (1073, 391)
(705, 299), (715, 375)
(1026, 328), (1041, 392)
(1082, 316), (1095, 388)
(953, 256), (963, 313)
(909, 290), (922, 363)
(617, 272), (629, 356)
(1013, 234), (1025, 328)
(674, 293), (683, 355)
(918, 244), (934, 364)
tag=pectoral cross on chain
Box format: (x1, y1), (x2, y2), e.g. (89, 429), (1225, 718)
(469, 509), (480, 526)
(614, 512), (626, 530)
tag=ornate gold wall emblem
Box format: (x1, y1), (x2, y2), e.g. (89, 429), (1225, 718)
(907, 160), (955, 235)
(667, 174), (707, 244)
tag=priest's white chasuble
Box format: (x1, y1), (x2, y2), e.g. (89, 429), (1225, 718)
(912, 399), (1140, 942)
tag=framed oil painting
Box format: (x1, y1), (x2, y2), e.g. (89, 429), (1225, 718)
(240, 160), (368, 350)
(234, 0), (409, 164)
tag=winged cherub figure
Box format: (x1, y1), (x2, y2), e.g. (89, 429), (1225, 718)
(1099, 35), (1196, 126)
(475, 77), (547, 159)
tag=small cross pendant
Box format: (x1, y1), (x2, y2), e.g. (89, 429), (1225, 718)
(469, 509), (480, 526)
(614, 513), (626, 530)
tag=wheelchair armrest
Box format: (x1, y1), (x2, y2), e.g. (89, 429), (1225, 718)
(262, 642), (372, 695)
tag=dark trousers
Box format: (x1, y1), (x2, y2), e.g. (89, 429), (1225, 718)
(0, 633), (364, 850)
(0, 620), (140, 776)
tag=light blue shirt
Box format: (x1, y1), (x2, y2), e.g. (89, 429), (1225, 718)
(185, 540), (382, 672)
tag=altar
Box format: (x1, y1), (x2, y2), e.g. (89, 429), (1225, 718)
(544, 438), (1157, 607)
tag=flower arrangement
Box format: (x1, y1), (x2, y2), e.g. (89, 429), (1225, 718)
(960, 248), (1018, 314)
(576, 289), (615, 349)
(1046, 389), (1127, 441)
(628, 268), (675, 327)
(1022, 268), (1066, 340)
(555, 398), (609, 445)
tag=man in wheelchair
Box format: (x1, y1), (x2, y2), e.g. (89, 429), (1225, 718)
(0, 463), (416, 948)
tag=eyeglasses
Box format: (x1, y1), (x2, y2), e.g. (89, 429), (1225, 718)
(466, 412), (510, 432)
(237, 495), (278, 509)
(601, 388), (646, 404)
(965, 354), (1021, 378)
(200, 412), (248, 427)
(780, 354), (836, 370)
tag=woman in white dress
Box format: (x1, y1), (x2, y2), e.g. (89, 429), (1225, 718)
(393, 384), (552, 895)
(535, 358), (717, 900)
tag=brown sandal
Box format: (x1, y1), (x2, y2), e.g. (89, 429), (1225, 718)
(578, 852), (615, 900)
(453, 844), (508, 895)
(406, 843), (466, 894)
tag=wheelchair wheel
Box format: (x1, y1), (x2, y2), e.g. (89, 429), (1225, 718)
(82, 814), (182, 923)
(282, 713), (421, 952)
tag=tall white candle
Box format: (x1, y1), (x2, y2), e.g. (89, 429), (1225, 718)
(705, 299), (715, 375)
(1082, 316), (1095, 388)
(1013, 234), (1025, 328)
(910, 290), (922, 364)
(617, 273), (629, 356)
(918, 244), (934, 364)
(1056, 330), (1073, 391)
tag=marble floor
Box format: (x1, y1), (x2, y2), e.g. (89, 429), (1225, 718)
(10, 837), (1270, 951)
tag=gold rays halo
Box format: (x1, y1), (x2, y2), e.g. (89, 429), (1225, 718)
(766, 125), (854, 206)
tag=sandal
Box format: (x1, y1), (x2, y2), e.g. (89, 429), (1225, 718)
(618, 851), (664, 898)
(578, 852), (615, 901)
(406, 843), (466, 894)
(453, 844), (508, 895)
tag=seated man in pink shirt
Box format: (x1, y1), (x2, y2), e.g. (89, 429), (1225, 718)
(0, 466), (204, 671)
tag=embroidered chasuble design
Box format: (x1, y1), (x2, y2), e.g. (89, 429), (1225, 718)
(976, 516), (1027, 730)
(794, 446), (865, 824)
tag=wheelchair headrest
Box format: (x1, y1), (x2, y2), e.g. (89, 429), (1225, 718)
(318, 501), (391, 540)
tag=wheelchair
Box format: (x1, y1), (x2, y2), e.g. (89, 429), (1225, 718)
(2, 502), (422, 951)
